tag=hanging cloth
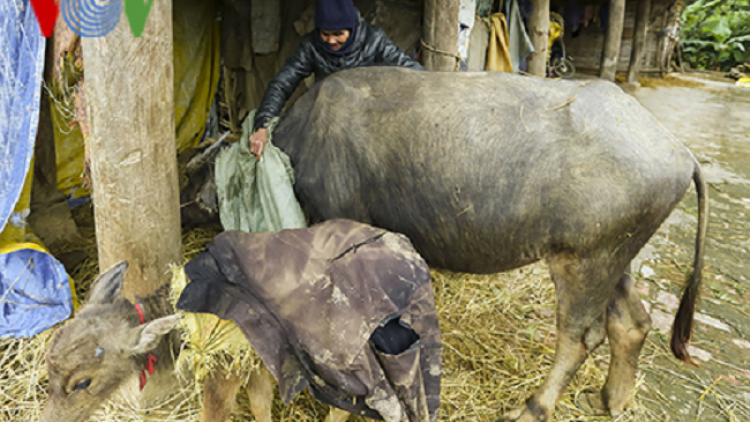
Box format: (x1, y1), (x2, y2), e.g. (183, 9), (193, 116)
(505, 0), (535, 73)
(485, 13), (514, 73)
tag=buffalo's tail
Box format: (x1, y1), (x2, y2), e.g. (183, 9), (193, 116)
(670, 161), (709, 366)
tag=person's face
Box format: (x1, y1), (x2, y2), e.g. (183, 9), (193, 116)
(320, 29), (351, 51)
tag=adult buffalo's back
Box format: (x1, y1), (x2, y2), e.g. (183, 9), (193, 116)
(271, 67), (708, 421)
(274, 68), (696, 273)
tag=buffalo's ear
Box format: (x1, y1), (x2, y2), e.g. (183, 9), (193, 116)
(87, 261), (128, 305)
(128, 314), (182, 354)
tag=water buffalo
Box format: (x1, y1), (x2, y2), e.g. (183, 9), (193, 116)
(202, 67), (707, 420)
(50, 67), (708, 422)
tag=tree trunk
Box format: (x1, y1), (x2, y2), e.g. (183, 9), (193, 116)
(600, 0), (627, 81)
(421, 0), (459, 71)
(527, 0), (550, 77)
(627, 0), (651, 83)
(81, 2), (181, 301)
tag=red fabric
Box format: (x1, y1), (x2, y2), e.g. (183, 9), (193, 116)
(134, 304), (158, 391)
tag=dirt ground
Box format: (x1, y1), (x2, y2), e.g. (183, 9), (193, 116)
(619, 72), (750, 421)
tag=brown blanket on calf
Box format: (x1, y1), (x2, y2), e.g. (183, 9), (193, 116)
(176, 219), (442, 422)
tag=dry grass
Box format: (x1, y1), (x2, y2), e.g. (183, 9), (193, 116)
(0, 225), (745, 422)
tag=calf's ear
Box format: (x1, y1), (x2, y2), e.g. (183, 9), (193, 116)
(128, 314), (182, 354)
(88, 261), (129, 304)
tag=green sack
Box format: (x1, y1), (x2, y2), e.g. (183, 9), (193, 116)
(215, 110), (307, 232)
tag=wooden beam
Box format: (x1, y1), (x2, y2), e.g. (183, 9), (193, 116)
(421, 0), (460, 71)
(599, 0), (627, 81)
(81, 2), (181, 301)
(527, 0), (550, 77)
(627, 0), (651, 83)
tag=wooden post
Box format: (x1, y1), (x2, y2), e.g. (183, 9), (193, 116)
(421, 0), (459, 71)
(81, 1), (182, 301)
(627, 0), (651, 83)
(600, 0), (627, 81)
(527, 0), (550, 77)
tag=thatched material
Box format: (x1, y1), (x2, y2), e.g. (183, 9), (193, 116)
(168, 265), (262, 389)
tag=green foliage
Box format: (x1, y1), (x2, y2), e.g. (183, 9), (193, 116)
(681, 0), (750, 71)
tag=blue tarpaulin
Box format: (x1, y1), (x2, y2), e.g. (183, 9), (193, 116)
(0, 0), (76, 338)
(1, 0), (45, 233)
(0, 249), (73, 338)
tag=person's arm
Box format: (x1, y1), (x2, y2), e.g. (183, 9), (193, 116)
(254, 38), (315, 132)
(374, 28), (424, 70)
(250, 38), (315, 159)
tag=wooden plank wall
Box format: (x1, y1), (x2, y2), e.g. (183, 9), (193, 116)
(562, 0), (671, 73)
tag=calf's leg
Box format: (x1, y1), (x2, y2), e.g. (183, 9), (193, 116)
(202, 368), (245, 422)
(246, 363), (275, 422)
(580, 271), (651, 416)
(244, 363), (351, 422)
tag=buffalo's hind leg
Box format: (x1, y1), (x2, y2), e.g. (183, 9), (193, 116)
(579, 271), (652, 417)
(499, 251), (626, 422)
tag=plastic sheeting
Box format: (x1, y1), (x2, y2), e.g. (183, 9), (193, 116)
(173, 0), (221, 152)
(50, 0), (220, 197)
(0, 0), (45, 234)
(0, 244), (74, 338)
(0, 0), (76, 338)
(0, 232), (76, 338)
(215, 110), (307, 233)
(174, 109), (307, 385)
(0, 157), (76, 338)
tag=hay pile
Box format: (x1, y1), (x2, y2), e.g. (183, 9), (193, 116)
(0, 224), (724, 422)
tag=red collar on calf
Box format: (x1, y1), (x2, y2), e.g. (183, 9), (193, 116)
(134, 303), (158, 391)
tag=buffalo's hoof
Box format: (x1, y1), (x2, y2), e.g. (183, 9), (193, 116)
(576, 390), (609, 416)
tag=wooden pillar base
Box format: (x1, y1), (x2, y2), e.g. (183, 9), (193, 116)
(627, 0), (652, 83)
(600, 0), (627, 81)
(421, 0), (459, 71)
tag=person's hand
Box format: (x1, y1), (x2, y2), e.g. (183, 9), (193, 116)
(249, 128), (268, 160)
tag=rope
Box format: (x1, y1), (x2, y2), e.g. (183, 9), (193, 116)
(420, 39), (462, 71)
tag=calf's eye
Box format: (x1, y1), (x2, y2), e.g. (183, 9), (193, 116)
(74, 379), (92, 392)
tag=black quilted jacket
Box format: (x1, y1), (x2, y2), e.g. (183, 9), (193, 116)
(254, 12), (423, 131)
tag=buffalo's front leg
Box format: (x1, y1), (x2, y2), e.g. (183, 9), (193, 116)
(499, 252), (621, 422)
